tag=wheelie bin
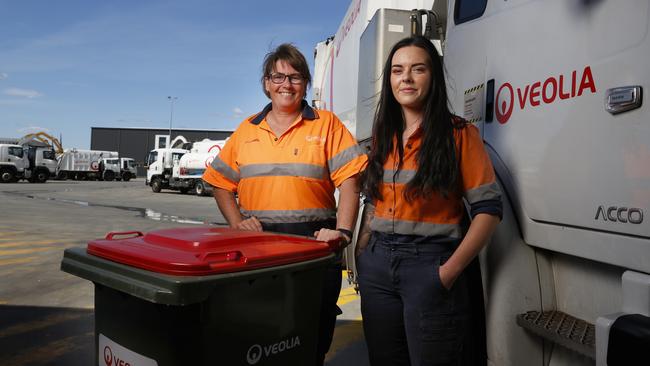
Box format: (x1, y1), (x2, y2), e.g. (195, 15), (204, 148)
(61, 227), (336, 366)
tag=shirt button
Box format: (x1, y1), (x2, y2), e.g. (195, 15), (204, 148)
(274, 138), (278, 141)
(388, 208), (393, 213)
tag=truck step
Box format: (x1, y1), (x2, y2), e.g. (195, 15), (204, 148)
(517, 310), (595, 359)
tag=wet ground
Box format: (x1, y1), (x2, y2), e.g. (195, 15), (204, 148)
(0, 179), (368, 365)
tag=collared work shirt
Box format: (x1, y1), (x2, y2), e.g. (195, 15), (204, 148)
(370, 123), (502, 238)
(203, 101), (368, 224)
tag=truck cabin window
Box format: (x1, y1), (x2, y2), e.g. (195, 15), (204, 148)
(8, 147), (23, 158)
(455, 0), (487, 24)
(43, 150), (55, 160)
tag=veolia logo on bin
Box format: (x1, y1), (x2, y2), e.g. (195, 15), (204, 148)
(246, 336), (301, 364)
(100, 334), (158, 366)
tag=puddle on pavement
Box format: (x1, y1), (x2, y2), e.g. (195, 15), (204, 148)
(10, 192), (208, 225)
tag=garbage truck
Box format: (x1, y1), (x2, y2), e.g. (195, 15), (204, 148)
(56, 149), (119, 180)
(146, 135), (226, 195)
(315, 0), (649, 365)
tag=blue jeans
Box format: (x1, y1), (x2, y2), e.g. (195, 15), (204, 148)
(358, 232), (477, 366)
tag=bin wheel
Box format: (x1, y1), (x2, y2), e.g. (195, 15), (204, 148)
(151, 177), (162, 193)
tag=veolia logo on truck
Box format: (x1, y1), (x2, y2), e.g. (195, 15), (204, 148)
(246, 336), (301, 365)
(495, 65), (597, 124)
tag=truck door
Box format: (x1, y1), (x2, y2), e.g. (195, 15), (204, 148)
(446, 0), (650, 246)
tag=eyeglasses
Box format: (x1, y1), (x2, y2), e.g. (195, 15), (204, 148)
(268, 72), (305, 85)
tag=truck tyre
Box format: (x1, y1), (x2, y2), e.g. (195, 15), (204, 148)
(151, 177), (162, 193)
(179, 187), (190, 194)
(57, 171), (68, 180)
(103, 170), (115, 181)
(35, 169), (48, 183)
(122, 172), (132, 182)
(195, 181), (207, 196)
(0, 168), (15, 183)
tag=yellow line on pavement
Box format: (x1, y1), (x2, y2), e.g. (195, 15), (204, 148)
(0, 240), (64, 248)
(0, 231), (26, 238)
(0, 256), (39, 266)
(0, 247), (57, 256)
(337, 286), (359, 307)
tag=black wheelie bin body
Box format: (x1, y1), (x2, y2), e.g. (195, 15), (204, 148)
(60, 227), (335, 366)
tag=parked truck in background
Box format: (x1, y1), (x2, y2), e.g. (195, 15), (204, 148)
(98, 157), (137, 181)
(56, 149), (118, 180)
(146, 135), (225, 195)
(0, 140), (57, 183)
(315, 1), (649, 365)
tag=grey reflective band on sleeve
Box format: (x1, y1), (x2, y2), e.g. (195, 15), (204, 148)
(240, 208), (337, 223)
(464, 181), (502, 204)
(383, 169), (416, 184)
(239, 163), (326, 180)
(328, 145), (365, 173)
(370, 217), (463, 238)
(210, 156), (240, 183)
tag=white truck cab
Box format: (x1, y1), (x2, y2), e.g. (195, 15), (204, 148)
(317, 0), (650, 364)
(0, 144), (26, 183)
(100, 157), (137, 181)
(146, 135), (224, 195)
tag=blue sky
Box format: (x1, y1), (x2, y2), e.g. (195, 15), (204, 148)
(0, 0), (351, 148)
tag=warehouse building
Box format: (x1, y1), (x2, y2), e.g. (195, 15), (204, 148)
(90, 127), (233, 176)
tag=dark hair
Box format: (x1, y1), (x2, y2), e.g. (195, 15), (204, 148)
(260, 43), (311, 98)
(364, 36), (461, 202)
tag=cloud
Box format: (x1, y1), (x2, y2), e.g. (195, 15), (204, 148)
(4, 88), (43, 98)
(0, 73), (7, 80)
(18, 126), (51, 134)
(233, 107), (243, 115)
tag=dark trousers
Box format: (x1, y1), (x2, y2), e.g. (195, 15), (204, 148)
(262, 220), (342, 366)
(357, 233), (485, 366)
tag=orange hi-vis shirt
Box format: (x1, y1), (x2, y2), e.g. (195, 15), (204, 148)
(203, 101), (368, 224)
(370, 122), (502, 238)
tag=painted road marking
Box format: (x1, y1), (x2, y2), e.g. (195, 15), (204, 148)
(0, 240), (66, 248)
(0, 256), (39, 267)
(337, 286), (359, 307)
(0, 312), (88, 339)
(0, 247), (59, 256)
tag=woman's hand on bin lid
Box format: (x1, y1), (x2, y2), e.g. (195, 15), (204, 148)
(314, 228), (350, 249)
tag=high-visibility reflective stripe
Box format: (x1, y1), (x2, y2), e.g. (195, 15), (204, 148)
(329, 145), (365, 173)
(383, 169), (415, 184)
(241, 208), (336, 223)
(240, 163), (325, 180)
(370, 217), (462, 238)
(465, 182), (501, 204)
(210, 156), (240, 183)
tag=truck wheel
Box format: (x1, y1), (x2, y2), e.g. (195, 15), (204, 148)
(0, 169), (15, 183)
(103, 170), (115, 181)
(179, 187), (190, 194)
(122, 172), (131, 182)
(195, 181), (206, 196)
(57, 171), (68, 180)
(151, 177), (162, 193)
(35, 169), (48, 183)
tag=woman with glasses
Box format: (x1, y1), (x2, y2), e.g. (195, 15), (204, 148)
(357, 36), (502, 366)
(202, 43), (367, 366)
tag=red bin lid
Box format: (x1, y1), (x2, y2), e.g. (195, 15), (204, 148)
(87, 227), (333, 276)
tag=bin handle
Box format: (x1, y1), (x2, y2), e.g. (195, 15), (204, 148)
(105, 231), (144, 240)
(202, 250), (247, 270)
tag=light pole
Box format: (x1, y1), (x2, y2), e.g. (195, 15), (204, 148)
(167, 96), (178, 141)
